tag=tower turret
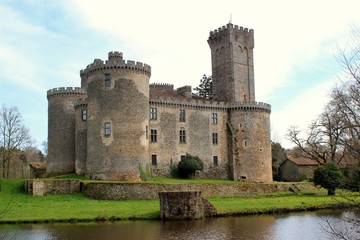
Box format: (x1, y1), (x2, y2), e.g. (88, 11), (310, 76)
(208, 23), (255, 103)
(80, 52), (151, 181)
(47, 87), (85, 175)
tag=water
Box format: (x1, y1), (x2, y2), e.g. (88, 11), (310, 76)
(0, 210), (358, 240)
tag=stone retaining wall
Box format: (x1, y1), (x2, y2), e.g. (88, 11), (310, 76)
(25, 180), (81, 196)
(82, 182), (316, 200)
(159, 191), (214, 220)
(24, 179), (316, 199)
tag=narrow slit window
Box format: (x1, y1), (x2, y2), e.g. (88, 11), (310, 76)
(104, 73), (111, 87)
(179, 109), (186, 122)
(151, 155), (157, 166)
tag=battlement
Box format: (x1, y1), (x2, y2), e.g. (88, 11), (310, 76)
(108, 51), (123, 61)
(150, 83), (174, 92)
(80, 52), (151, 77)
(150, 96), (227, 111)
(228, 102), (271, 113)
(209, 23), (254, 38)
(47, 87), (85, 98)
(176, 85), (192, 98)
(74, 99), (88, 108)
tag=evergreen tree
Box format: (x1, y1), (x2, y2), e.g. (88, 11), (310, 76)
(193, 74), (212, 99)
(313, 163), (342, 195)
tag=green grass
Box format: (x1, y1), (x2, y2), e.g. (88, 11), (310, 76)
(0, 178), (358, 224)
(208, 193), (354, 215)
(0, 179), (159, 223)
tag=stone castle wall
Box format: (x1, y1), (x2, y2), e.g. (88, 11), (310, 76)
(81, 52), (151, 181)
(82, 182), (316, 200)
(208, 23), (255, 103)
(228, 109), (272, 182)
(74, 100), (87, 175)
(46, 23), (273, 183)
(47, 87), (85, 175)
(149, 100), (229, 179)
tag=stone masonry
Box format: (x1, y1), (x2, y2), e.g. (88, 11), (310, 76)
(46, 23), (272, 182)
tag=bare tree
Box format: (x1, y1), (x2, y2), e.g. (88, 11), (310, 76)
(331, 24), (360, 163)
(0, 104), (33, 178)
(287, 26), (360, 166)
(286, 103), (346, 164)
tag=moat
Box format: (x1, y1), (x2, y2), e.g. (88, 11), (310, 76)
(0, 210), (358, 240)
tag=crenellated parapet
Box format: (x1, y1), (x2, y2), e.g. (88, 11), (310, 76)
(74, 99), (88, 108)
(228, 102), (271, 113)
(108, 51), (123, 61)
(80, 52), (151, 77)
(209, 23), (254, 38)
(47, 87), (85, 99)
(150, 95), (270, 112)
(208, 23), (254, 48)
(150, 83), (174, 92)
(150, 97), (228, 111)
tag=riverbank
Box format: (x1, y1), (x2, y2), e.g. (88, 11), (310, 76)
(0, 178), (359, 224)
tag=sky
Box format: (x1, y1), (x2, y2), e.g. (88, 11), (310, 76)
(0, 0), (359, 150)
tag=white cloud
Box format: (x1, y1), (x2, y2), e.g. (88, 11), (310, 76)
(1, 0), (360, 148)
(271, 78), (337, 148)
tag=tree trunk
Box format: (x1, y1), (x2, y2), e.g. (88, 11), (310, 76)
(327, 188), (336, 196)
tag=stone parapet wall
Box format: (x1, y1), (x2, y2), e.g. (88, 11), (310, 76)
(25, 180), (81, 196)
(82, 182), (316, 200)
(159, 191), (216, 220)
(47, 87), (85, 98)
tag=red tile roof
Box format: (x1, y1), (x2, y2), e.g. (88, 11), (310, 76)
(287, 156), (322, 166)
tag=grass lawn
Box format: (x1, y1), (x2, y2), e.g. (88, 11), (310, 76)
(0, 178), (359, 223)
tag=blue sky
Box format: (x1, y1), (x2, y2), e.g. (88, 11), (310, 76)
(0, 0), (359, 150)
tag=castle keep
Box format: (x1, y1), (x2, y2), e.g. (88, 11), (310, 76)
(47, 23), (272, 183)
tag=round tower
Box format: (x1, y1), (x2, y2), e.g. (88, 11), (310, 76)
(80, 51), (151, 181)
(74, 100), (87, 175)
(208, 23), (255, 103)
(228, 103), (272, 183)
(47, 87), (85, 175)
(208, 23), (272, 183)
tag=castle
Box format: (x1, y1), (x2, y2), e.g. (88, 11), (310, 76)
(46, 23), (272, 183)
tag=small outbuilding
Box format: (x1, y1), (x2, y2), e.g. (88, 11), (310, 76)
(280, 156), (321, 182)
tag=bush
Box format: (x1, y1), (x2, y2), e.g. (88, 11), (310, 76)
(177, 154), (204, 179)
(139, 164), (151, 181)
(169, 163), (179, 178)
(313, 163), (342, 195)
(342, 164), (360, 191)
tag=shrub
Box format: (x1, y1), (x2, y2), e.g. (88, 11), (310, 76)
(177, 154), (204, 179)
(139, 164), (151, 181)
(342, 164), (360, 191)
(313, 163), (342, 195)
(169, 163), (179, 178)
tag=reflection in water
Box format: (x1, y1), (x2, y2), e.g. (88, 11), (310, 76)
(0, 210), (358, 240)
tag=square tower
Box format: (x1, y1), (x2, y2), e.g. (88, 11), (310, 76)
(208, 23), (255, 103)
